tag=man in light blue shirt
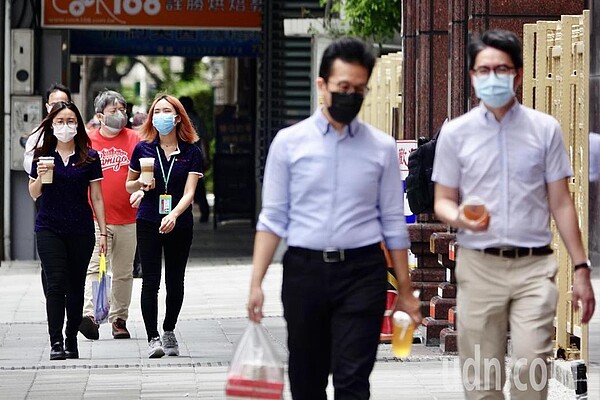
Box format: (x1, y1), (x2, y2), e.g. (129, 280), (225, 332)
(247, 37), (422, 400)
(432, 29), (595, 400)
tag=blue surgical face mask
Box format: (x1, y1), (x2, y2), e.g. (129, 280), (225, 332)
(473, 73), (515, 109)
(152, 113), (176, 135)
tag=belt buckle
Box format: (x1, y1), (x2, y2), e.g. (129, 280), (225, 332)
(497, 246), (514, 258)
(323, 248), (344, 263)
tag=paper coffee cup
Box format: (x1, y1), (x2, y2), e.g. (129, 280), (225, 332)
(38, 156), (55, 184)
(139, 157), (155, 185)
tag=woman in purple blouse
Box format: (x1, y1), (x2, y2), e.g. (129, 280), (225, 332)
(29, 101), (107, 360)
(126, 94), (202, 358)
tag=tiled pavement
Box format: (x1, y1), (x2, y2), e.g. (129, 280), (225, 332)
(0, 221), (598, 399)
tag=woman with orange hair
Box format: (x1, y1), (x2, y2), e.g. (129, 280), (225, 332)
(126, 94), (203, 358)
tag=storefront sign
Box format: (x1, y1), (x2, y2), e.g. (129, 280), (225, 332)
(42, 0), (262, 30)
(70, 29), (261, 57)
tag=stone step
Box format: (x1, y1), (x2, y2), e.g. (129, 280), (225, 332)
(420, 316), (450, 346)
(407, 223), (448, 245)
(437, 282), (456, 298)
(440, 327), (458, 353)
(430, 232), (455, 254)
(430, 296), (456, 319)
(411, 282), (441, 301)
(410, 268), (446, 283)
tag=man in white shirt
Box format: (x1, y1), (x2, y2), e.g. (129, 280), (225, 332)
(432, 29), (595, 399)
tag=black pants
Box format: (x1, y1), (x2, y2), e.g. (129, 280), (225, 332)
(282, 247), (387, 400)
(34, 200), (48, 296)
(136, 219), (193, 340)
(36, 230), (95, 345)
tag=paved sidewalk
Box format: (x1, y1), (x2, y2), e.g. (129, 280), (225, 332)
(0, 221), (598, 399)
(0, 260), (597, 399)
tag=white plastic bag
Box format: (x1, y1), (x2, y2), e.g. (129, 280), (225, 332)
(225, 321), (284, 399)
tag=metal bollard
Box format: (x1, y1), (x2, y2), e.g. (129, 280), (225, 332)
(571, 360), (588, 400)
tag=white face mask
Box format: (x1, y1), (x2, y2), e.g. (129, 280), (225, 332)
(53, 124), (78, 143)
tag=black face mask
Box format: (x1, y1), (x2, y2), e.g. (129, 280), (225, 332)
(327, 92), (364, 125)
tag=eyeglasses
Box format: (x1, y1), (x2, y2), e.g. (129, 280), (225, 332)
(472, 65), (516, 79)
(52, 121), (78, 129)
(327, 80), (370, 96)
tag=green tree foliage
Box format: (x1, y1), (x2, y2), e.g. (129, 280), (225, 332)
(320, 0), (401, 44)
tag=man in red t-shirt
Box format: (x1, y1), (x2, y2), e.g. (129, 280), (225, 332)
(80, 90), (140, 340)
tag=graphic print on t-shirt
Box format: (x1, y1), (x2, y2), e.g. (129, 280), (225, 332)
(98, 147), (130, 172)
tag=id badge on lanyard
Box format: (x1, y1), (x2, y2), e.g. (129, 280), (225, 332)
(159, 194), (172, 214)
(157, 147), (176, 215)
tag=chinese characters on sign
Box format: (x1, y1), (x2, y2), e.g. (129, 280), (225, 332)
(42, 0), (262, 29)
(396, 140), (417, 180)
(70, 29), (261, 57)
(165, 0), (261, 12)
(215, 106), (253, 154)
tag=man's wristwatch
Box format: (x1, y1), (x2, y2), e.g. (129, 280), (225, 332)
(574, 260), (592, 271)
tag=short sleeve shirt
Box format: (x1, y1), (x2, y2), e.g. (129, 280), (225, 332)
(130, 138), (202, 228)
(30, 148), (103, 235)
(88, 127), (140, 224)
(432, 102), (573, 248)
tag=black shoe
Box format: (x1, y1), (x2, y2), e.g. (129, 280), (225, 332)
(65, 337), (79, 359)
(50, 342), (66, 360)
(79, 315), (99, 340)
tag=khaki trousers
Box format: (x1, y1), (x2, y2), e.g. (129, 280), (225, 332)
(83, 222), (136, 323)
(456, 248), (558, 400)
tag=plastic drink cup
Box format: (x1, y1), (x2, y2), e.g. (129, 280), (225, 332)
(392, 311), (415, 357)
(139, 157), (155, 185)
(38, 156), (55, 184)
(462, 196), (488, 223)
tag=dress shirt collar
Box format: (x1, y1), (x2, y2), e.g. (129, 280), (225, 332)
(314, 107), (360, 137)
(477, 99), (521, 125)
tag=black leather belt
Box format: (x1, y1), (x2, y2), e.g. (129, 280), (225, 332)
(287, 243), (381, 263)
(479, 245), (553, 259)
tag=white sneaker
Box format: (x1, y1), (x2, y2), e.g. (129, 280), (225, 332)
(148, 337), (164, 358)
(162, 331), (179, 356)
